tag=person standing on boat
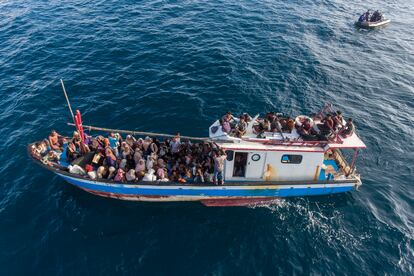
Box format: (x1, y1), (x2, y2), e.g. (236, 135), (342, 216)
(213, 150), (227, 185)
(171, 134), (181, 158)
(108, 132), (120, 157)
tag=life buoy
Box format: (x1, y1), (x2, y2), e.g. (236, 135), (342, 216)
(295, 115), (314, 127)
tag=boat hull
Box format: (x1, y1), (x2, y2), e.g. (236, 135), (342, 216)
(58, 173), (357, 206)
(355, 19), (390, 28)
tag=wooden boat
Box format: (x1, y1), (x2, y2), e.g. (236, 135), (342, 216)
(28, 104), (366, 206)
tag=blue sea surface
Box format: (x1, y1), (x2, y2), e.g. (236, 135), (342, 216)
(1, 0), (414, 274)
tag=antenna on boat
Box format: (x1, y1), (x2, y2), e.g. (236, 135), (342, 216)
(60, 79), (76, 124)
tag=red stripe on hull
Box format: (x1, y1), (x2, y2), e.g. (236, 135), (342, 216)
(77, 187), (279, 206)
(200, 197), (279, 206)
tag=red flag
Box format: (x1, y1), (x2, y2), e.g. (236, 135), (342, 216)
(75, 110), (85, 142)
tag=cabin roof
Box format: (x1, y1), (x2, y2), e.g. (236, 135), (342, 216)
(325, 132), (366, 149)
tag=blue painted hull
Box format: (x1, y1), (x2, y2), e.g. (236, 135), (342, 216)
(58, 173), (356, 205)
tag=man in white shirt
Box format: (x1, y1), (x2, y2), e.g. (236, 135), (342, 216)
(213, 150), (227, 185)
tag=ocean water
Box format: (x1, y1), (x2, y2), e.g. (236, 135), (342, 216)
(1, 0), (413, 274)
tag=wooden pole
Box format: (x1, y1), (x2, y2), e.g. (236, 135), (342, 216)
(347, 149), (359, 176)
(67, 123), (210, 142)
(60, 79), (75, 124)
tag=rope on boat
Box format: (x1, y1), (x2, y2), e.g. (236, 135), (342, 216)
(67, 123), (211, 142)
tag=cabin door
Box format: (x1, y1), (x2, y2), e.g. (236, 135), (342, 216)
(245, 152), (266, 179)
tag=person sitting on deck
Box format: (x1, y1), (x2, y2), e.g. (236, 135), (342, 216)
(121, 142), (132, 160)
(371, 10), (382, 22)
(234, 116), (247, 137)
(79, 142), (91, 156)
(96, 166), (108, 179)
(105, 147), (117, 168)
(156, 167), (169, 181)
(114, 168), (125, 182)
(48, 130), (62, 151)
(72, 131), (82, 149)
(222, 111), (236, 124)
(318, 114), (335, 136)
(66, 142), (79, 162)
(270, 116), (283, 133)
(135, 158), (146, 177)
(333, 111), (344, 131)
(41, 150), (60, 165)
(265, 112), (276, 124)
(193, 165), (205, 183)
(243, 113), (252, 123)
(364, 10), (371, 22)
(358, 13), (366, 22)
(284, 117), (295, 133)
(255, 118), (271, 137)
(35, 141), (48, 156)
(339, 118), (355, 138)
(126, 169), (136, 182)
(219, 118), (231, 134)
(298, 118), (318, 141)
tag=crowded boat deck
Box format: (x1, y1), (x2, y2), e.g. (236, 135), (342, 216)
(29, 104), (365, 187)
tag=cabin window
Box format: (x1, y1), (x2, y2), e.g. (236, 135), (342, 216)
(251, 154), (261, 161)
(233, 152), (248, 177)
(226, 150), (234, 161)
(281, 154), (302, 164)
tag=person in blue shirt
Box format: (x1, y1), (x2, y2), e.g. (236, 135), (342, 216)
(108, 132), (120, 157)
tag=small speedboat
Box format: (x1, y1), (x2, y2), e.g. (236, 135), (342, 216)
(355, 18), (391, 28)
(355, 10), (390, 28)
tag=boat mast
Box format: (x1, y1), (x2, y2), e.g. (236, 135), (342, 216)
(60, 79), (76, 124)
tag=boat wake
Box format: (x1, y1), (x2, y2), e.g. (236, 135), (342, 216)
(249, 198), (372, 249)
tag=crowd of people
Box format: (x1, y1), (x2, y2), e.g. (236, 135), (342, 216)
(31, 131), (228, 185)
(217, 110), (355, 141)
(301, 112), (354, 141)
(218, 111), (295, 138)
(358, 10), (383, 23)
(30, 110), (356, 183)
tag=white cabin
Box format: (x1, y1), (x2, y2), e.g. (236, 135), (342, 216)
(218, 141), (324, 182)
(210, 114), (366, 183)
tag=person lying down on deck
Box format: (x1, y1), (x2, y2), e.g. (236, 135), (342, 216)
(32, 131), (228, 185)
